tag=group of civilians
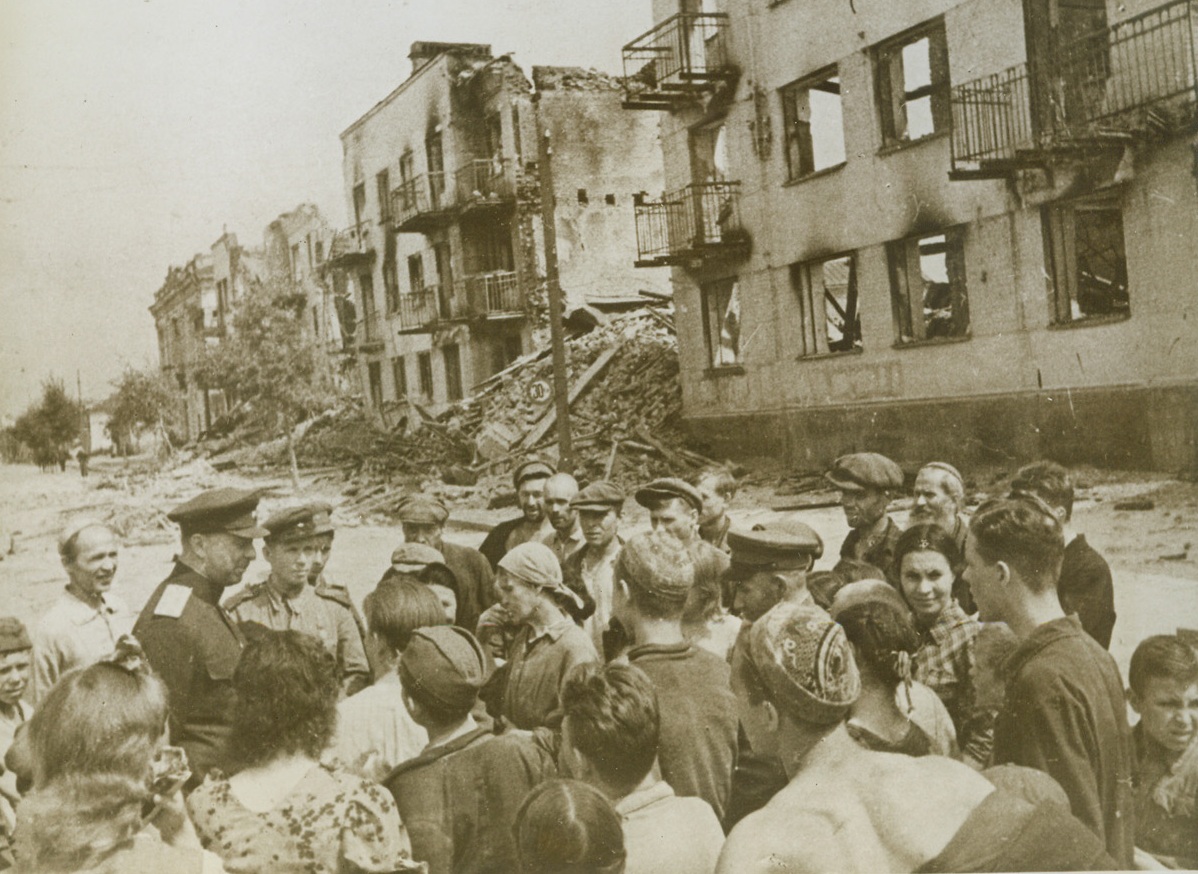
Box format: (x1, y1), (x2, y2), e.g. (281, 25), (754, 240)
(0, 455), (1194, 873)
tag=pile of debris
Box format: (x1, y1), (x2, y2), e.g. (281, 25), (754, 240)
(297, 306), (725, 513)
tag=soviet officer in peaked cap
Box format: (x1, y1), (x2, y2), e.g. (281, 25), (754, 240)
(134, 487), (267, 785)
(825, 452), (905, 582)
(725, 520), (824, 623)
(224, 504), (371, 696)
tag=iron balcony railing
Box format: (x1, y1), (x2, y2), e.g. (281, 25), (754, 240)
(457, 159), (515, 208)
(465, 271), (523, 316)
(392, 172), (455, 230)
(327, 220), (375, 266)
(633, 181), (748, 266)
(950, 0), (1198, 176)
(622, 13), (733, 110)
(396, 289), (440, 331)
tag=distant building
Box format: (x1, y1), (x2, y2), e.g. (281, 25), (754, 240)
(332, 41), (669, 418)
(622, 0), (1198, 472)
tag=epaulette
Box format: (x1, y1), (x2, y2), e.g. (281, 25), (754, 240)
(222, 582), (266, 613)
(153, 584), (192, 618)
(314, 582), (354, 610)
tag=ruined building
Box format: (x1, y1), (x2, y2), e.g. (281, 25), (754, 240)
(331, 42), (668, 417)
(150, 253), (219, 441)
(622, 0), (1198, 471)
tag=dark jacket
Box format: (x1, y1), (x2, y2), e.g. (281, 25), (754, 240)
(384, 727), (556, 874)
(628, 642), (739, 824)
(479, 517), (524, 570)
(133, 561), (244, 782)
(1058, 535), (1116, 649)
(991, 615), (1135, 868)
(839, 515), (901, 583)
(440, 541), (494, 634)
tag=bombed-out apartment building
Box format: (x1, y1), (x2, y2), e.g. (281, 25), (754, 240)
(331, 42), (668, 416)
(622, 0), (1198, 471)
(152, 204), (349, 441)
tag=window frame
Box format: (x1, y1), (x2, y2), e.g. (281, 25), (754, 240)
(417, 351), (434, 400)
(886, 226), (971, 347)
(392, 356), (408, 400)
(779, 65), (847, 183)
(1041, 192), (1130, 328)
(791, 252), (863, 358)
(700, 277), (742, 370)
(376, 168), (392, 224)
(442, 344), (464, 402)
(873, 18), (951, 149)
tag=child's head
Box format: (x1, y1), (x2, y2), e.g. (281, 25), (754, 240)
(1128, 635), (1198, 754)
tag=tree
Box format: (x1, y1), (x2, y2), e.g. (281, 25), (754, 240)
(199, 277), (339, 486)
(106, 366), (181, 455)
(9, 378), (84, 469)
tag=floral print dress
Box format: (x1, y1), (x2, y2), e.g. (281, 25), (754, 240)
(187, 761), (422, 873)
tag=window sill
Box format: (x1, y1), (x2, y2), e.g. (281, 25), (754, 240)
(797, 347), (864, 362)
(877, 130), (949, 158)
(783, 163), (846, 188)
(1047, 313), (1130, 331)
(892, 333), (971, 350)
(704, 365), (745, 379)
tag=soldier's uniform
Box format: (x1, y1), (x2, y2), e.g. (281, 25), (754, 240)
(224, 505), (371, 696)
(133, 487), (265, 784)
(302, 502), (372, 689)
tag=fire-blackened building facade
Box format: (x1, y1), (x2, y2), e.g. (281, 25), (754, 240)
(334, 42), (668, 417)
(623, 0), (1198, 472)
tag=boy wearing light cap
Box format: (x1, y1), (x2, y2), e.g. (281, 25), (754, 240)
(384, 626), (556, 874)
(718, 600), (1114, 873)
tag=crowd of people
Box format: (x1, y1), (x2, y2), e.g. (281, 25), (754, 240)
(0, 454), (1195, 873)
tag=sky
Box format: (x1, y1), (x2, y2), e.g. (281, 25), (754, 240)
(0, 0), (653, 417)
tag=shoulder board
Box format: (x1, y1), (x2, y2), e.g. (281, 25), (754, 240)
(153, 584), (192, 618)
(315, 585), (353, 609)
(223, 583), (265, 612)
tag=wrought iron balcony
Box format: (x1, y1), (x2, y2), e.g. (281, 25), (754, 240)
(326, 221), (376, 268)
(392, 173), (456, 232)
(621, 13), (735, 110)
(633, 181), (749, 267)
(356, 312), (385, 350)
(396, 289), (440, 333)
(950, 0), (1198, 179)
(465, 271), (524, 317)
(457, 159), (515, 211)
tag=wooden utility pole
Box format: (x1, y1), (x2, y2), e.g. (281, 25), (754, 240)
(534, 95), (574, 473)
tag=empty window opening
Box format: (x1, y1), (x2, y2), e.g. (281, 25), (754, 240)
(417, 351), (434, 400)
(1042, 195), (1129, 324)
(887, 228), (969, 344)
(701, 278), (742, 367)
(875, 21), (950, 146)
(792, 254), (861, 356)
(392, 357), (407, 400)
(605, 193), (616, 206)
(577, 189), (589, 205)
(781, 67), (846, 180)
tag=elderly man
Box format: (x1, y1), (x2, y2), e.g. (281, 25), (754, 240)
(725, 521), (823, 622)
(479, 460), (555, 569)
(563, 480), (624, 653)
(963, 496), (1135, 868)
(226, 505), (370, 696)
(134, 487), (265, 783)
(825, 452), (904, 581)
(31, 521), (135, 702)
(717, 600), (1116, 874)
(614, 530), (738, 824)
(694, 467), (738, 554)
(398, 494), (493, 635)
(0, 619), (32, 842)
(911, 461), (973, 610)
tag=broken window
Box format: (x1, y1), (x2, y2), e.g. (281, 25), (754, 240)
(352, 183), (367, 228)
(367, 362), (384, 409)
(780, 66), (846, 181)
(875, 20), (950, 146)
(291, 243), (303, 281)
(417, 351), (434, 400)
(392, 356), (407, 400)
(887, 228), (970, 344)
(407, 253), (425, 295)
(443, 344), (464, 402)
(701, 277), (742, 368)
(1042, 194), (1129, 324)
(383, 253), (400, 313)
(376, 169), (391, 224)
(791, 253), (862, 356)
(424, 134), (445, 206)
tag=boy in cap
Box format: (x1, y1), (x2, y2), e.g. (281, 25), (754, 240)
(398, 494), (493, 634)
(303, 501), (372, 673)
(725, 520), (823, 622)
(479, 460), (555, 569)
(225, 504), (370, 696)
(614, 530), (738, 824)
(563, 480), (625, 653)
(825, 452), (904, 581)
(135, 486), (266, 783)
(718, 600), (1115, 873)
(384, 626), (556, 874)
(0, 618), (32, 840)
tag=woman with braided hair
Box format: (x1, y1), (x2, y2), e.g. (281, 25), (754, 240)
(830, 580), (958, 758)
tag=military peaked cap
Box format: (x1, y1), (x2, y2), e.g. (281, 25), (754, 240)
(727, 520), (824, 573)
(167, 487), (268, 538)
(263, 504), (333, 543)
(824, 453), (905, 492)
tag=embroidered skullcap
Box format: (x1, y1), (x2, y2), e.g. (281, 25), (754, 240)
(617, 530), (694, 603)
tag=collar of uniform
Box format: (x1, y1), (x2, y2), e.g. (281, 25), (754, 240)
(62, 586), (120, 624)
(264, 580), (310, 615)
(614, 777), (674, 817)
(170, 558), (224, 605)
(527, 615), (575, 645)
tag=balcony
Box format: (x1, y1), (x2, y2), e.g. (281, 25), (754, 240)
(633, 181), (749, 267)
(950, 0), (1198, 179)
(356, 312), (385, 351)
(392, 173), (456, 232)
(326, 221), (376, 269)
(456, 159), (516, 211)
(396, 289), (440, 333)
(465, 271), (524, 318)
(621, 13), (735, 110)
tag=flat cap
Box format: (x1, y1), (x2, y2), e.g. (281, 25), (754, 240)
(264, 504), (333, 542)
(618, 530), (695, 603)
(397, 494), (449, 526)
(825, 453), (905, 492)
(746, 600), (859, 725)
(634, 477), (703, 512)
(399, 626), (487, 712)
(513, 459), (555, 489)
(728, 521), (824, 573)
(0, 617), (31, 654)
(571, 480), (625, 511)
(167, 487), (268, 538)
(391, 542), (446, 572)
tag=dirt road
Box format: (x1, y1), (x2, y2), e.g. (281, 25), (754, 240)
(1, 456), (1195, 678)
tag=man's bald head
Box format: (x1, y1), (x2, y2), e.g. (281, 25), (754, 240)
(544, 473), (580, 535)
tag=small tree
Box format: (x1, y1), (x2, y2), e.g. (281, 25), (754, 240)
(106, 366), (181, 455)
(10, 378), (84, 469)
(199, 277), (338, 486)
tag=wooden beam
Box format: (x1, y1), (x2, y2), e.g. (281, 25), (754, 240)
(520, 344), (622, 450)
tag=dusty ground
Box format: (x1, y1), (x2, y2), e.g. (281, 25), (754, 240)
(1, 454), (1195, 678)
